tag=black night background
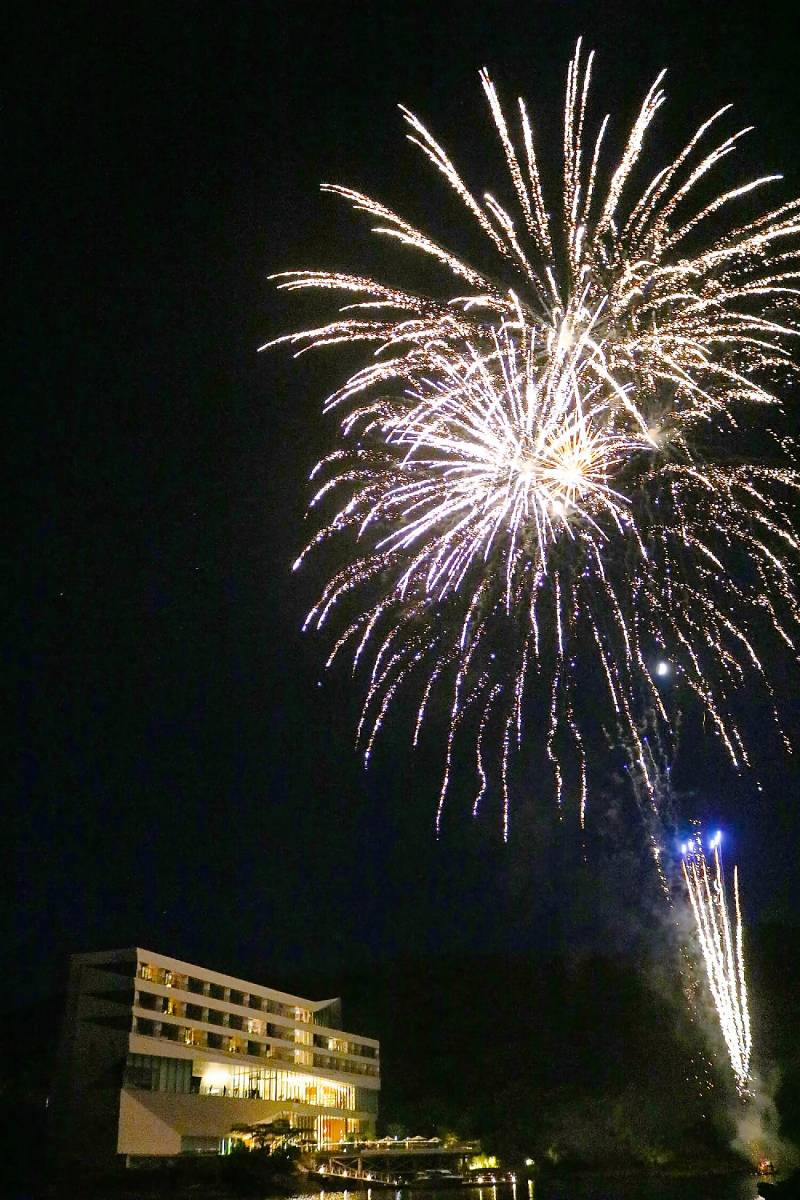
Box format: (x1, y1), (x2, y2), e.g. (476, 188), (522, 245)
(6, 0), (800, 1192)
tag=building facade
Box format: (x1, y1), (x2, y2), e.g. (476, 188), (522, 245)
(51, 948), (379, 1163)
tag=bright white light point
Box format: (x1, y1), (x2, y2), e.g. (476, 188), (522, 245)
(655, 660), (671, 677)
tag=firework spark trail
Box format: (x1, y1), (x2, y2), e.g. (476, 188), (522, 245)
(270, 41), (800, 833)
(682, 832), (752, 1093)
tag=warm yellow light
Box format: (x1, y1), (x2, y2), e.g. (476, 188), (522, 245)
(201, 1065), (232, 1089)
(469, 1155), (499, 1170)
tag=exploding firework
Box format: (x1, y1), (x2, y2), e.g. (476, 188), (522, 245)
(269, 41), (800, 834)
(681, 831), (752, 1093)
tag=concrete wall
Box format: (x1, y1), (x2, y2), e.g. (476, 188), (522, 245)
(118, 1091), (373, 1154)
(50, 953), (136, 1165)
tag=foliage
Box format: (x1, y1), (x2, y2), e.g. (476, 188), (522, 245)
(229, 1117), (307, 1154)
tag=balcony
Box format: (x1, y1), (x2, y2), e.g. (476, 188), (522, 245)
(312, 1052), (379, 1078)
(181, 1028), (207, 1048)
(268, 1047), (295, 1065)
(133, 1014), (378, 1074)
(268, 1024), (295, 1042)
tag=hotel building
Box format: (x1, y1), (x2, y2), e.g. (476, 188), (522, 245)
(51, 948), (380, 1163)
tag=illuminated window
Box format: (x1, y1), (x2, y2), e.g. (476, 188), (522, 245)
(163, 971), (188, 990)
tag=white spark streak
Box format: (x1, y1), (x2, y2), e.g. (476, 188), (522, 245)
(271, 42), (800, 835)
(682, 836), (752, 1093)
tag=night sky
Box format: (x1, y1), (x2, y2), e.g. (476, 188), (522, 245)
(8, 1), (800, 1010)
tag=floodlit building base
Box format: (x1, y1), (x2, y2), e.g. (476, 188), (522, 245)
(118, 1091), (352, 1157)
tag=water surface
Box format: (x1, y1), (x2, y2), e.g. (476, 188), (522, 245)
(307, 1179), (761, 1200)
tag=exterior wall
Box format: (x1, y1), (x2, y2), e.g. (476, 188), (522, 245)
(118, 1089), (183, 1156)
(50, 950), (138, 1166)
(52, 947), (380, 1164)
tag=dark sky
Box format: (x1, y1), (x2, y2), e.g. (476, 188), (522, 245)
(8, 0), (800, 1007)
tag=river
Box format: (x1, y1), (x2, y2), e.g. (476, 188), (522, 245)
(279, 1180), (762, 1200)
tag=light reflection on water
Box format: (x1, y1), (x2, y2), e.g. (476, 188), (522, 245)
(294, 1178), (761, 1200)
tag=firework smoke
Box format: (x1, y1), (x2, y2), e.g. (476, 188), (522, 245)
(732, 1067), (797, 1170)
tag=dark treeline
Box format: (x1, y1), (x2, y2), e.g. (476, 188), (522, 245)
(300, 924), (800, 1168)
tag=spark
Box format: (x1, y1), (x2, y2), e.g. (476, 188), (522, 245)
(681, 832), (752, 1093)
(271, 42), (800, 834)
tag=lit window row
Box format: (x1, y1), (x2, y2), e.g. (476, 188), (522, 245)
(199, 1063), (357, 1109)
(136, 963), (319, 1024)
(136, 991), (297, 1038)
(123, 1053), (376, 1116)
(132, 1015), (378, 1076)
(313, 1032), (379, 1060)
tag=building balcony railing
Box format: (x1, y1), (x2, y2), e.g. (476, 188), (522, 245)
(136, 966), (329, 1026)
(132, 1007), (379, 1083)
(138, 964), (189, 991)
(313, 1052), (379, 1077)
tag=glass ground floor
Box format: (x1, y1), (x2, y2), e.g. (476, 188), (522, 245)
(125, 1052), (377, 1111)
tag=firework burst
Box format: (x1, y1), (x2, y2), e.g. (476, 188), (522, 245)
(268, 41), (800, 835)
(681, 831), (752, 1093)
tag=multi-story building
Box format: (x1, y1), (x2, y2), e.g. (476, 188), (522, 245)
(51, 948), (380, 1163)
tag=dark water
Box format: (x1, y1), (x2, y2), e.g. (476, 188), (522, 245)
(295, 1180), (761, 1200)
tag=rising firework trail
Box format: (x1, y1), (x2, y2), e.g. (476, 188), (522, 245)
(681, 831), (752, 1093)
(269, 41), (800, 835)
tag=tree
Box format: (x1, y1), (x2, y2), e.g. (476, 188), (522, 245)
(229, 1117), (309, 1154)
